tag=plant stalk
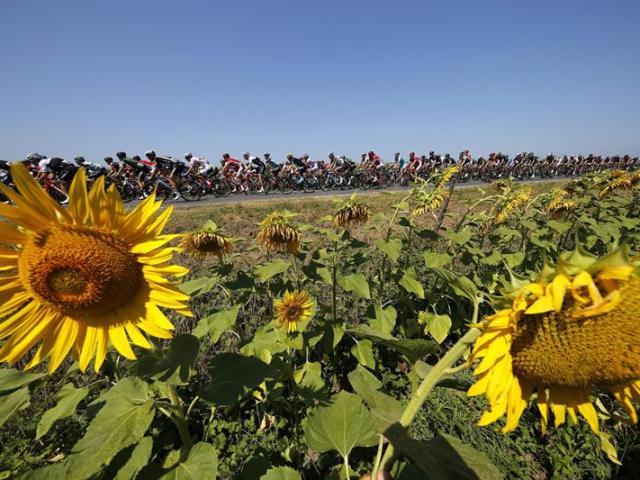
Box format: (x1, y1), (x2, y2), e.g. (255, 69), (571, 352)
(168, 384), (194, 459)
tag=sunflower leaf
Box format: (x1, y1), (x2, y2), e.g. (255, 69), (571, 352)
(398, 267), (425, 299)
(159, 442), (218, 480)
(0, 368), (43, 393)
(0, 386), (30, 428)
(192, 305), (241, 341)
(254, 259), (292, 282)
(304, 391), (378, 458)
(348, 325), (439, 364)
(114, 437), (154, 480)
(336, 272), (371, 299)
(259, 466), (302, 480)
(36, 383), (89, 439)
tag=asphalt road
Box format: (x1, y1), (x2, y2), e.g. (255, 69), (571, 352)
(169, 177), (558, 208)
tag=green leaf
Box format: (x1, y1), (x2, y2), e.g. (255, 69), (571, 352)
(192, 304), (241, 341)
(418, 312), (452, 344)
(36, 383), (89, 439)
(133, 334), (200, 385)
(293, 361), (325, 392)
(0, 386), (30, 428)
(240, 325), (287, 362)
(398, 268), (425, 299)
(348, 366), (403, 432)
(425, 268), (477, 301)
(255, 259), (292, 282)
(114, 437), (153, 480)
(63, 379), (155, 480)
(200, 353), (275, 406)
(349, 325), (439, 363)
(304, 391), (378, 458)
(260, 466), (302, 480)
(160, 442), (218, 480)
(370, 305), (396, 336)
(423, 251), (451, 268)
(350, 339), (375, 369)
(179, 276), (219, 296)
(385, 424), (503, 480)
(444, 228), (472, 245)
(375, 238), (403, 262)
(336, 272), (371, 299)
(0, 368), (43, 393)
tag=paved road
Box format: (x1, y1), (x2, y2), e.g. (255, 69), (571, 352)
(169, 177), (559, 208)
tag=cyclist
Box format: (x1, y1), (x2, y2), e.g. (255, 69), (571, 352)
(184, 153), (205, 176)
(242, 152), (266, 192)
(220, 153), (243, 192)
(146, 150), (182, 200)
(116, 151), (146, 191)
(73, 156), (105, 179)
(264, 153), (282, 177)
(104, 157), (120, 177)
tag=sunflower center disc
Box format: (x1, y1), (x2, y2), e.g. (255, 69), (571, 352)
(511, 277), (640, 388)
(19, 226), (143, 316)
(285, 305), (302, 320)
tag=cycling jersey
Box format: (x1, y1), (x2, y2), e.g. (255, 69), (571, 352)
(0, 160), (10, 171)
(154, 156), (175, 169)
(123, 157), (144, 171)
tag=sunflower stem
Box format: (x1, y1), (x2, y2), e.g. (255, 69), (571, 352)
(332, 239), (338, 325)
(370, 434), (385, 479)
(378, 323), (481, 471)
(167, 384), (194, 459)
(291, 253), (302, 291)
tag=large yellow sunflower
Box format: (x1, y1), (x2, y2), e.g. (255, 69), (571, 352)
(468, 248), (640, 433)
(274, 290), (315, 333)
(0, 165), (191, 373)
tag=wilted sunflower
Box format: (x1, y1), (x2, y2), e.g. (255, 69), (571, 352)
(257, 211), (301, 253)
(468, 247), (640, 433)
(547, 190), (577, 219)
(599, 172), (632, 198)
(434, 165), (459, 191)
(0, 165), (190, 373)
(181, 220), (233, 258)
(274, 290), (315, 333)
(488, 187), (531, 227)
(334, 196), (371, 229)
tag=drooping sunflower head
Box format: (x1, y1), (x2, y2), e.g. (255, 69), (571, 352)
(0, 165), (191, 373)
(468, 246), (640, 434)
(547, 189), (577, 219)
(334, 195), (371, 229)
(256, 210), (301, 253)
(181, 220), (234, 259)
(434, 164), (459, 190)
(599, 171), (632, 198)
(487, 187), (531, 227)
(273, 290), (315, 333)
(490, 179), (513, 193)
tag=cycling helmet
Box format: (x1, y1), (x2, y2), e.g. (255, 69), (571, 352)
(116, 151), (126, 160)
(328, 152), (335, 158)
(286, 153), (293, 159)
(145, 150), (156, 157)
(264, 152), (271, 158)
(133, 155), (142, 161)
(184, 152), (192, 160)
(104, 157), (113, 163)
(26, 152), (45, 162)
(242, 152), (250, 158)
(73, 156), (86, 164)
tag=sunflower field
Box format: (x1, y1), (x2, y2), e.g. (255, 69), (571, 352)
(1, 165), (640, 479)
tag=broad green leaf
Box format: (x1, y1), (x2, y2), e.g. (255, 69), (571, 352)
(370, 305), (396, 335)
(114, 437), (153, 480)
(349, 325), (439, 363)
(0, 386), (30, 428)
(480, 250), (501, 266)
(336, 272), (371, 299)
(255, 259), (292, 282)
(134, 334), (200, 385)
(192, 304), (241, 341)
(418, 312), (452, 344)
(240, 325), (287, 361)
(444, 228), (472, 245)
(63, 381), (155, 480)
(260, 466), (302, 480)
(423, 251), (451, 268)
(348, 366), (403, 432)
(398, 268), (424, 299)
(200, 353), (275, 406)
(36, 383), (89, 439)
(0, 368), (43, 393)
(350, 339), (375, 369)
(375, 238), (402, 262)
(425, 268), (477, 301)
(547, 219), (571, 234)
(293, 361), (325, 392)
(160, 442), (218, 480)
(385, 424), (503, 480)
(304, 391), (378, 458)
(179, 276), (219, 296)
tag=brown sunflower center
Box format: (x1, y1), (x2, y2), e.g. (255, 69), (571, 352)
(19, 226), (142, 316)
(511, 276), (640, 388)
(284, 304), (302, 321)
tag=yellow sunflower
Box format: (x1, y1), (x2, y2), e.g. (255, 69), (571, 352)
(274, 290), (315, 333)
(181, 220), (233, 258)
(256, 211), (301, 253)
(468, 248), (640, 433)
(0, 165), (191, 373)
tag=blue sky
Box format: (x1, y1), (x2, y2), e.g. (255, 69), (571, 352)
(1, 0), (639, 163)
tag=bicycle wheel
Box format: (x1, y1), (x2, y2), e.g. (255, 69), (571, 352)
(179, 179), (202, 201)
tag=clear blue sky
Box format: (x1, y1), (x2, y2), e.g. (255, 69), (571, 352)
(1, 0), (639, 163)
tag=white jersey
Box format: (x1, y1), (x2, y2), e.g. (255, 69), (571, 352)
(38, 157), (51, 172)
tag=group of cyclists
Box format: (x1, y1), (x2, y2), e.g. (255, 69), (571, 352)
(1, 149), (638, 204)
